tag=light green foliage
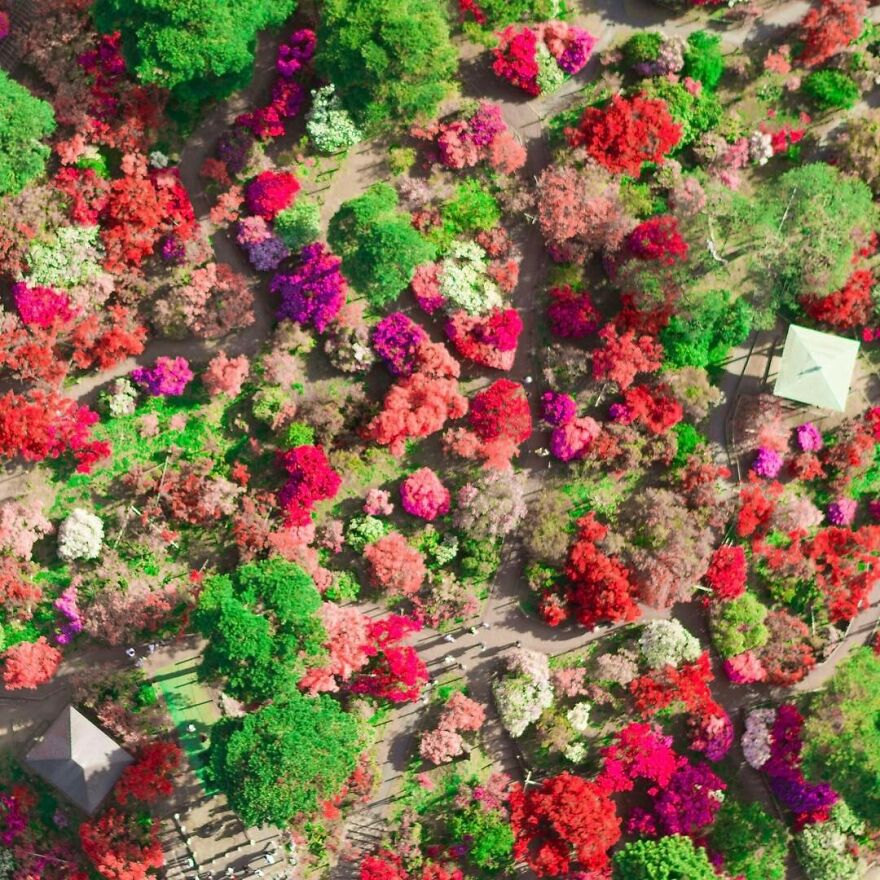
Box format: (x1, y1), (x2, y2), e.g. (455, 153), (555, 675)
(0, 71), (56, 196)
(194, 558), (326, 702)
(26, 225), (106, 290)
(709, 801), (789, 880)
(711, 592), (769, 658)
(465, 0), (565, 27)
(536, 43), (565, 93)
(324, 570), (361, 604)
(802, 648), (880, 826)
(208, 691), (363, 827)
(660, 290), (752, 369)
(441, 180), (502, 236)
(92, 0), (296, 105)
(283, 421), (315, 448)
(414, 526), (458, 567)
(448, 806), (515, 871)
(647, 77), (722, 146)
(682, 31), (724, 90)
(621, 32), (663, 67)
(315, 0), (457, 132)
(306, 85), (364, 154)
(274, 199), (321, 252)
(612, 835), (717, 879)
(797, 801), (864, 880)
(388, 146), (417, 176)
(328, 183), (436, 307)
(802, 70), (860, 111)
(671, 422), (705, 468)
(346, 515), (388, 552)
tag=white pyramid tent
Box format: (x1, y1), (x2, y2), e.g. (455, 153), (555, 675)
(773, 325), (859, 412)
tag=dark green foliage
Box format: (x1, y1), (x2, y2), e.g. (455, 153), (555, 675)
(660, 290), (752, 369)
(682, 31), (724, 90)
(802, 69), (860, 111)
(194, 557), (326, 702)
(208, 692), (362, 827)
(621, 32), (663, 67)
(709, 801), (789, 880)
(315, 0), (457, 132)
(465, 0), (565, 27)
(647, 78), (722, 147)
(328, 183), (436, 307)
(612, 835), (717, 879)
(448, 806), (515, 871)
(802, 647), (880, 826)
(458, 537), (501, 584)
(0, 71), (56, 196)
(92, 0), (296, 105)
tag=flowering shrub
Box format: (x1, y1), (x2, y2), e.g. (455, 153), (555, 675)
(540, 391), (576, 427)
(638, 619), (701, 669)
(131, 357), (193, 396)
(273, 243), (348, 333)
(306, 84), (364, 153)
(57, 508), (104, 562)
(277, 445), (342, 526)
(445, 308), (522, 370)
(546, 285), (600, 339)
(245, 170), (300, 221)
(625, 215), (689, 265)
(702, 545), (747, 600)
(202, 353), (249, 398)
(372, 313), (428, 377)
(12, 282), (76, 328)
(2, 637), (62, 690)
(400, 469), (450, 522)
(592, 326), (663, 391)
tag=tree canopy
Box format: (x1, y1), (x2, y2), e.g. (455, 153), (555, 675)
(208, 691), (363, 827)
(315, 0), (457, 132)
(709, 801), (789, 880)
(92, 0), (296, 105)
(612, 835), (717, 879)
(0, 71), (55, 197)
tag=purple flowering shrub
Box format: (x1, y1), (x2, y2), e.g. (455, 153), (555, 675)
(131, 356), (193, 396)
(272, 243), (348, 333)
(371, 313), (428, 377)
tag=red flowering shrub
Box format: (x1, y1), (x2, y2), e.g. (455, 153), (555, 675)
(361, 850), (408, 880)
(703, 545), (747, 601)
(802, 268), (874, 329)
(625, 215), (689, 265)
(2, 637), (62, 690)
(619, 385), (683, 434)
(468, 379), (532, 445)
(80, 809), (164, 880)
(566, 94), (682, 176)
(445, 308), (522, 371)
(546, 285), (601, 338)
(492, 26), (541, 95)
(509, 772), (621, 876)
(70, 306), (147, 371)
(629, 651), (715, 718)
(798, 0), (866, 68)
(592, 326), (663, 391)
(736, 478), (783, 538)
(115, 741), (182, 804)
(277, 445), (342, 526)
(597, 723), (677, 794)
(245, 170), (300, 220)
(564, 514), (641, 629)
(364, 532), (427, 598)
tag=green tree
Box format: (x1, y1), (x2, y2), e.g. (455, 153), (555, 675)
(802, 648), (880, 826)
(91, 0), (295, 105)
(0, 71), (55, 196)
(328, 183), (436, 307)
(711, 593), (769, 658)
(448, 806), (515, 872)
(315, 0), (457, 132)
(194, 557), (326, 702)
(660, 290), (752, 369)
(802, 70), (860, 111)
(682, 31), (724, 90)
(274, 199), (321, 252)
(612, 835), (717, 879)
(208, 692), (363, 827)
(709, 801), (789, 880)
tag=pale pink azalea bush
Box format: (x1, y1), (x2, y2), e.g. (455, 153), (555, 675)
(202, 352), (250, 398)
(0, 498), (53, 559)
(363, 532), (427, 597)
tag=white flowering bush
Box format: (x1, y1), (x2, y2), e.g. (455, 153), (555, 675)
(26, 225), (107, 291)
(101, 378), (139, 419)
(563, 741), (587, 764)
(149, 149), (169, 168)
(493, 648), (553, 737)
(306, 85), (364, 154)
(566, 702), (592, 734)
(741, 708), (775, 770)
(748, 131), (773, 166)
(638, 619), (702, 669)
(57, 508), (104, 562)
(439, 241), (502, 315)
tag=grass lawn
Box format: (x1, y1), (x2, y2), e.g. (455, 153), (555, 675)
(153, 657), (221, 795)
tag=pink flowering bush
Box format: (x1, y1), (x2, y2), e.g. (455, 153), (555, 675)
(723, 650), (767, 684)
(546, 285), (601, 339)
(202, 353), (249, 398)
(245, 170), (300, 220)
(276, 445), (342, 527)
(550, 416), (601, 462)
(12, 283), (76, 328)
(541, 391), (576, 427)
(272, 243), (348, 332)
(131, 357), (193, 396)
(445, 308), (522, 370)
(752, 447), (784, 479)
(364, 489), (394, 516)
(400, 468), (451, 521)
(827, 498), (857, 526)
(796, 422), (823, 452)
(363, 532), (427, 597)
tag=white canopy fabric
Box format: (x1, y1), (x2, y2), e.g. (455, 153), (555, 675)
(773, 325), (859, 412)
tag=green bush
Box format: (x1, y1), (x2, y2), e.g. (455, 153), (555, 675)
(274, 200), (321, 252)
(711, 592), (769, 658)
(671, 422), (706, 468)
(448, 806), (515, 871)
(802, 70), (860, 111)
(328, 183), (436, 307)
(709, 801), (789, 880)
(0, 71), (56, 196)
(621, 32), (663, 67)
(458, 537), (501, 584)
(613, 835), (717, 879)
(464, 0), (565, 27)
(442, 180), (501, 235)
(315, 0), (457, 132)
(647, 78), (722, 147)
(683, 30), (725, 90)
(92, 0), (295, 106)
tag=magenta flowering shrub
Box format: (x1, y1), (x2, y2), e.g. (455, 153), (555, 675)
(541, 391), (576, 427)
(276, 29), (317, 78)
(54, 585), (82, 645)
(131, 357), (193, 396)
(547, 285), (601, 339)
(652, 759), (726, 835)
(411, 102), (526, 174)
(543, 20), (597, 74)
(796, 421), (823, 452)
(752, 447), (784, 478)
(272, 243), (348, 333)
(688, 709), (733, 761)
(12, 282), (76, 327)
(400, 468), (451, 521)
(723, 650), (767, 684)
(827, 497), (857, 526)
(245, 170), (300, 220)
(372, 313), (428, 377)
(550, 417), (600, 461)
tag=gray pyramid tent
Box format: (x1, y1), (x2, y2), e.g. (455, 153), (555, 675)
(773, 325), (859, 412)
(25, 706), (134, 814)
